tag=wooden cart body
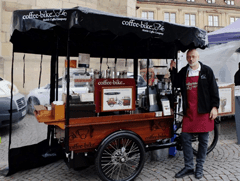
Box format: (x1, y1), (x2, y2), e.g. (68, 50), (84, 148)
(35, 108), (173, 153)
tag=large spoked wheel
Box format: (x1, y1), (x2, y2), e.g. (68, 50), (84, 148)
(192, 123), (219, 155)
(95, 132), (145, 181)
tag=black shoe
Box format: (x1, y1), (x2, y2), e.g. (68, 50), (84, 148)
(195, 169), (203, 179)
(175, 167), (194, 178)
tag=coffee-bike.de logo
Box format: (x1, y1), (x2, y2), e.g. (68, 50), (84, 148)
(97, 79), (125, 86)
(22, 9), (67, 22)
(122, 19), (165, 35)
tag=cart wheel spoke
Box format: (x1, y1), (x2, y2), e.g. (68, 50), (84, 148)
(123, 138), (132, 148)
(105, 163), (117, 178)
(101, 160), (114, 169)
(116, 163), (122, 180)
(108, 142), (118, 152)
(126, 143), (139, 156)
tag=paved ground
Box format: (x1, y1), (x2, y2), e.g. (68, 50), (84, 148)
(0, 115), (240, 181)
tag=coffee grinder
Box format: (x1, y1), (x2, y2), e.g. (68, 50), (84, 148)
(139, 59), (158, 112)
(154, 66), (170, 112)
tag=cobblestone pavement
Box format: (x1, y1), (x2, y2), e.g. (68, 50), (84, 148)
(0, 115), (240, 181)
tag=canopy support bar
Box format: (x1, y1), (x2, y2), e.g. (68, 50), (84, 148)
(8, 50), (15, 155)
(23, 54), (25, 88)
(38, 55), (43, 89)
(48, 34), (59, 146)
(134, 58), (138, 101)
(65, 29), (71, 154)
(55, 38), (59, 100)
(146, 39), (151, 111)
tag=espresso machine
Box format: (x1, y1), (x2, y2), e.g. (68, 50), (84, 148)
(139, 66), (171, 113)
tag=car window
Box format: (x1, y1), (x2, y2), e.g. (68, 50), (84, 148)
(75, 83), (88, 87)
(128, 75), (147, 87)
(44, 78), (62, 89)
(138, 76), (147, 87)
(44, 84), (50, 89)
(58, 78), (62, 88)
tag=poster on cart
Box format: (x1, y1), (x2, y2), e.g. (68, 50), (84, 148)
(102, 87), (134, 112)
(219, 88), (232, 114)
(218, 83), (235, 116)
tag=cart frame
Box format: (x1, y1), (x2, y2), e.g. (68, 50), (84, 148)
(9, 6), (210, 181)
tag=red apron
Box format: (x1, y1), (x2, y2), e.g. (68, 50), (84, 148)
(182, 75), (214, 133)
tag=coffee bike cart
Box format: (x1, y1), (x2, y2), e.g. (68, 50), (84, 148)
(9, 7), (218, 181)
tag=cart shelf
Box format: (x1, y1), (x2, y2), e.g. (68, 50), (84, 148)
(34, 106), (173, 129)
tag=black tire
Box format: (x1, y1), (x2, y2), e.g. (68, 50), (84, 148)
(27, 97), (40, 115)
(192, 123), (219, 155)
(95, 132), (145, 181)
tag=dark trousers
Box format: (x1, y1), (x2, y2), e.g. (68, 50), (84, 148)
(181, 132), (209, 171)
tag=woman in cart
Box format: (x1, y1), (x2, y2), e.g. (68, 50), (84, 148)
(170, 49), (219, 179)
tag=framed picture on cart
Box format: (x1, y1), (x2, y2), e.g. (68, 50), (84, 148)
(218, 83), (235, 116)
(101, 86), (135, 112)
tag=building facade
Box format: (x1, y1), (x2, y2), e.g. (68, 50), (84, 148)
(136, 0), (240, 32)
(1, 0), (239, 94)
(0, 0), (136, 94)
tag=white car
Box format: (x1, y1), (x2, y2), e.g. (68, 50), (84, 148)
(26, 76), (89, 114)
(26, 73), (147, 114)
(0, 77), (27, 127)
(127, 74), (147, 98)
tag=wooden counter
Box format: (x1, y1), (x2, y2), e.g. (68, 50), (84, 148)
(34, 105), (174, 152)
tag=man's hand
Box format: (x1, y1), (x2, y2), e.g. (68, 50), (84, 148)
(170, 60), (176, 70)
(210, 107), (218, 120)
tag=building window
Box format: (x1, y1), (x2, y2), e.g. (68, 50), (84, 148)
(185, 14), (196, 26)
(208, 15), (219, 26)
(142, 11), (154, 20)
(164, 12), (176, 23)
(225, 0), (234, 5)
(206, 0), (215, 3)
(230, 17), (239, 24)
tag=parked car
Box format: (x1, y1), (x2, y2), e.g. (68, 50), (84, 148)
(26, 75), (89, 114)
(27, 73), (147, 114)
(127, 74), (147, 98)
(0, 77), (27, 127)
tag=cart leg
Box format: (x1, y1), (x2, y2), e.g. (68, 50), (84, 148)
(217, 116), (221, 135)
(151, 148), (169, 161)
(169, 136), (177, 157)
(169, 124), (177, 157)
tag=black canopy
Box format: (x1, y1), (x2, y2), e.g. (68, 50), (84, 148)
(11, 6), (208, 58)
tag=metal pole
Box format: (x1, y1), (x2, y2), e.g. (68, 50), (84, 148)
(55, 37), (59, 101)
(134, 58), (138, 101)
(65, 30), (70, 153)
(146, 39), (150, 111)
(8, 50), (14, 154)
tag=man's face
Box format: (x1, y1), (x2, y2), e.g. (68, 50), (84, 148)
(186, 50), (199, 67)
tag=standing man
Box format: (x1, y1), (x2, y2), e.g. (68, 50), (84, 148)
(170, 49), (219, 179)
(234, 63), (240, 86)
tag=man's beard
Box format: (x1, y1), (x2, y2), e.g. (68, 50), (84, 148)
(189, 61), (198, 67)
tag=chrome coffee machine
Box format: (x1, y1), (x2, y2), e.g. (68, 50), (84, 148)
(139, 66), (171, 113)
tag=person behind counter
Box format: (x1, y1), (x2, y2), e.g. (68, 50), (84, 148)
(234, 62), (240, 86)
(170, 49), (219, 179)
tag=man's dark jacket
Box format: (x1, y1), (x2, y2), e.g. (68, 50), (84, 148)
(170, 61), (219, 115)
(234, 70), (240, 86)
